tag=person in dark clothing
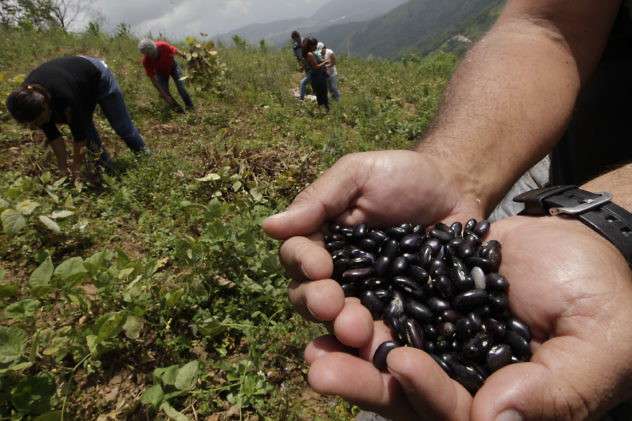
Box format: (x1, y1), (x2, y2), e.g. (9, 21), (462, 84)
(302, 37), (330, 111)
(291, 31), (303, 64)
(6, 56), (147, 176)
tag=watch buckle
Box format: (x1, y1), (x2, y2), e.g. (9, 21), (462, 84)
(548, 192), (613, 216)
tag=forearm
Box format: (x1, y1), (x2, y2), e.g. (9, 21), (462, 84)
(418, 1), (619, 214)
(48, 138), (67, 171)
(582, 163), (632, 212)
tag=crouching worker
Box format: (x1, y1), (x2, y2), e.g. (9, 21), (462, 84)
(138, 39), (194, 113)
(6, 56), (148, 176)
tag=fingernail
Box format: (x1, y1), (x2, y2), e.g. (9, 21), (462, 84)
(495, 410), (524, 421)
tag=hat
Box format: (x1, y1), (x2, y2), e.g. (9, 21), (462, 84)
(138, 39), (157, 56)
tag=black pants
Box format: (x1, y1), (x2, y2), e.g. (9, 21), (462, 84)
(310, 71), (329, 110)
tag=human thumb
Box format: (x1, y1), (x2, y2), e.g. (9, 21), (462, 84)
(472, 339), (626, 421)
(263, 155), (364, 240)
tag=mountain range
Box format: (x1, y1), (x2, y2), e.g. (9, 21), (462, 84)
(218, 0), (505, 58)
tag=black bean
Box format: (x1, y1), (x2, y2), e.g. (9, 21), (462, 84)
(368, 230), (389, 244)
(454, 290), (489, 311)
(373, 341), (400, 371)
(407, 265), (429, 282)
(424, 324), (438, 339)
(412, 224), (425, 233)
(363, 278), (387, 290)
(420, 245), (433, 267)
(489, 293), (509, 312)
(326, 241), (346, 251)
(424, 341), (436, 354)
(464, 218), (477, 233)
(381, 239), (400, 259)
(340, 283), (358, 297)
(473, 220), (491, 238)
(480, 240), (501, 257)
(435, 245), (447, 261)
(392, 276), (425, 299)
(430, 259), (446, 276)
(399, 223), (414, 233)
(384, 291), (405, 321)
(425, 238), (442, 254)
(361, 290), (385, 319)
(386, 226), (408, 239)
(340, 227), (354, 238)
(353, 223), (368, 240)
(331, 248), (348, 261)
(349, 256), (375, 268)
(392, 256), (409, 275)
(342, 267), (375, 282)
(404, 318), (425, 349)
(374, 288), (392, 302)
(464, 232), (481, 245)
(360, 238), (379, 252)
(374, 255), (391, 276)
(438, 322), (456, 338)
(431, 354), (452, 376)
(471, 266), (486, 290)
(507, 318), (532, 342)
(435, 275), (454, 299)
(485, 245), (502, 269)
(427, 297), (451, 314)
(505, 331), (531, 359)
(333, 258), (351, 276)
(430, 228), (453, 242)
(486, 273), (509, 292)
(458, 239), (478, 259)
(401, 234), (425, 252)
(466, 256), (497, 273)
(329, 223), (342, 233)
(473, 305), (492, 317)
(486, 344), (512, 372)
(403, 299), (432, 324)
(402, 253), (422, 265)
(463, 333), (492, 362)
(450, 222), (463, 238)
(456, 317), (476, 340)
(438, 309), (460, 323)
(452, 363), (485, 394)
(484, 318), (506, 340)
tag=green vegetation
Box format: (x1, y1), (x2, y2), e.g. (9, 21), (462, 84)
(0, 26), (456, 420)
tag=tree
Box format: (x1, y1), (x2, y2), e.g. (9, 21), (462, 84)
(1, 0), (85, 30)
(48, 0), (81, 30)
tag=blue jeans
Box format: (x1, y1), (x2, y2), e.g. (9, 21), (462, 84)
(299, 73), (311, 100)
(327, 74), (340, 101)
(80, 56), (147, 169)
(156, 62), (194, 109)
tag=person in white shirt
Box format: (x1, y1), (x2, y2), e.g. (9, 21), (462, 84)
(318, 42), (340, 101)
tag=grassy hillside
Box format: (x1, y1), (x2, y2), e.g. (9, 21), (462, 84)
(0, 28), (456, 420)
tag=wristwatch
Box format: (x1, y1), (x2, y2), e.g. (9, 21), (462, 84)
(513, 186), (632, 265)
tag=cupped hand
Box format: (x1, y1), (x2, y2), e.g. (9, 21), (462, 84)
(263, 150), (482, 322)
(301, 216), (632, 420)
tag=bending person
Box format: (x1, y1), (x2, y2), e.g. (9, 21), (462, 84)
(138, 39), (194, 113)
(6, 55), (148, 176)
(318, 42), (340, 101)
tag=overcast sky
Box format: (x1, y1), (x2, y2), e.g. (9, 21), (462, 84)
(77, 0), (329, 38)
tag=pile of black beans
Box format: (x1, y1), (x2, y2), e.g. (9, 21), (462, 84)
(325, 220), (532, 394)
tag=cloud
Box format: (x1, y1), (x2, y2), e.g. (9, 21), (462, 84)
(76, 0), (330, 38)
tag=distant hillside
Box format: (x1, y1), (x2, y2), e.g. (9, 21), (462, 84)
(317, 0), (505, 58)
(217, 0), (406, 47)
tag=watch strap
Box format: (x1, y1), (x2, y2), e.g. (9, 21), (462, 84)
(514, 186), (632, 264)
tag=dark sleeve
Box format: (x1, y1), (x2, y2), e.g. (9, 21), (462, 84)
(41, 122), (62, 142)
(68, 107), (92, 143)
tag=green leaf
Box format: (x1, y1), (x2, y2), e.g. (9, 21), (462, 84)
(10, 374), (55, 415)
(33, 411), (62, 421)
(96, 312), (127, 342)
(1, 209), (26, 235)
(160, 401), (190, 421)
(86, 335), (99, 355)
(50, 210), (74, 219)
(0, 196), (9, 210)
(0, 326), (27, 364)
(16, 199), (40, 215)
(175, 360), (200, 391)
(0, 282), (17, 298)
(29, 258), (54, 293)
(123, 315), (143, 339)
(39, 216), (61, 234)
(84, 251), (111, 274)
(154, 365), (179, 386)
(195, 173), (221, 182)
(4, 299), (40, 319)
(141, 384), (164, 408)
(54, 257), (87, 283)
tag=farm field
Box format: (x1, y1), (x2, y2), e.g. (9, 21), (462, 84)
(0, 28), (456, 420)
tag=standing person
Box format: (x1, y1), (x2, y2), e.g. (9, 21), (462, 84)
(291, 31), (303, 65)
(6, 56), (148, 176)
(138, 39), (194, 113)
(302, 37), (330, 111)
(318, 42), (340, 101)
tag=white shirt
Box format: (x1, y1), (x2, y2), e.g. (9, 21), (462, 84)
(324, 49), (337, 77)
